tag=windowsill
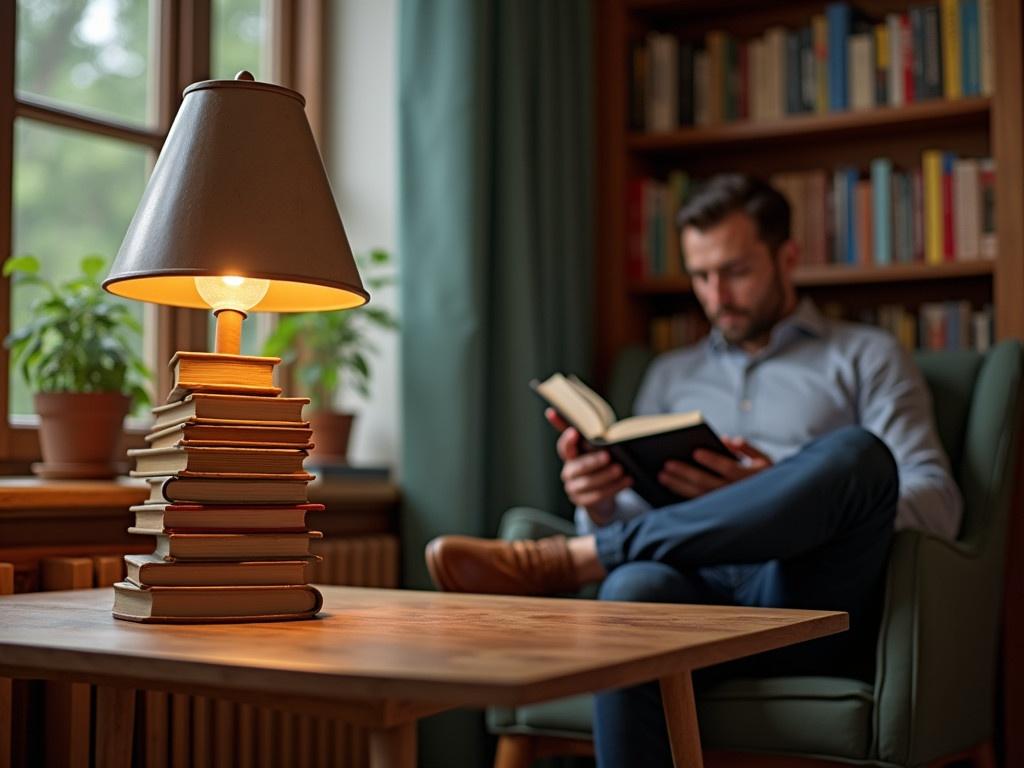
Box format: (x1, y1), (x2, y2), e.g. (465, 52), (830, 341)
(0, 475), (401, 511)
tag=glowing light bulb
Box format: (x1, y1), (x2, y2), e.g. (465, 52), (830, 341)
(194, 275), (270, 314)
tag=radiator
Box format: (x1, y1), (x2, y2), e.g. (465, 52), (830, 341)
(3, 534), (401, 768)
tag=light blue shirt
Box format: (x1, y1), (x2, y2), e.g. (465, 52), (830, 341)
(576, 299), (963, 540)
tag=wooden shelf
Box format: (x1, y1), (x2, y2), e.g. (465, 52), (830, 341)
(628, 98), (991, 152)
(629, 260), (995, 294)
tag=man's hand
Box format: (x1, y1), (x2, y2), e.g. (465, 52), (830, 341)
(546, 408), (632, 525)
(658, 436), (773, 499)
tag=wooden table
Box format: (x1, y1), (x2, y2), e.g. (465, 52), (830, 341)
(0, 586), (846, 768)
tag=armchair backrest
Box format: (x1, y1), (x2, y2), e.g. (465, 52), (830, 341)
(915, 342), (1024, 547)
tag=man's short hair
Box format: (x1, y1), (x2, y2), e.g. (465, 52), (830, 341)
(676, 174), (791, 252)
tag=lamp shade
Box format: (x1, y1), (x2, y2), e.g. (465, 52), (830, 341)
(104, 74), (368, 313)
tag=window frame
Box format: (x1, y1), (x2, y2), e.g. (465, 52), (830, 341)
(0, 0), (326, 471)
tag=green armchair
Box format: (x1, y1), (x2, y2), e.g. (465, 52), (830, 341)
(488, 341), (1023, 768)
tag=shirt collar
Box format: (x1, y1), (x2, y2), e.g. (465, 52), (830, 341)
(708, 298), (827, 354)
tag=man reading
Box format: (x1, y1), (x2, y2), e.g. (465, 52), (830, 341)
(425, 174), (961, 767)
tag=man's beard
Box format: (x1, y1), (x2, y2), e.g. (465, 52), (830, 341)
(714, 271), (788, 346)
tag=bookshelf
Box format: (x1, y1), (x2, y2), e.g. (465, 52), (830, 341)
(593, 0), (1024, 379)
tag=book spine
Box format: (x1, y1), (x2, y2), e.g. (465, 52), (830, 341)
(940, 0), (961, 98)
(627, 178), (646, 280)
(826, 3), (851, 111)
(846, 169), (859, 265)
(923, 5), (944, 99)
(738, 41), (750, 120)
(923, 150), (943, 264)
(941, 152), (957, 261)
(913, 167), (925, 262)
(874, 23), (890, 106)
(871, 158), (893, 265)
(849, 34), (874, 110)
(694, 49), (710, 125)
(910, 8), (927, 101)
(979, 0), (993, 95)
(959, 0), (980, 96)
(786, 30), (802, 114)
(800, 26), (815, 113)
(856, 180), (873, 265)
(707, 30), (725, 124)
(900, 13), (915, 103)
(887, 14), (903, 105)
(979, 158), (996, 259)
(725, 35), (739, 121)
(678, 41), (695, 126)
(631, 41), (648, 130)
(813, 14), (829, 113)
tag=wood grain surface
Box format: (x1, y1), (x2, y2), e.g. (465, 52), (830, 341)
(0, 586), (845, 713)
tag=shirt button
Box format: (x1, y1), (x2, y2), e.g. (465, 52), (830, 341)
(739, 399), (752, 412)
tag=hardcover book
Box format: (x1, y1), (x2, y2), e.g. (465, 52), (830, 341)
(145, 476), (311, 505)
(130, 502), (321, 532)
(151, 394), (309, 430)
(532, 373), (734, 508)
(124, 554), (313, 587)
(167, 351), (282, 401)
(146, 421), (313, 449)
(129, 529), (323, 560)
(128, 445), (309, 477)
(112, 581), (323, 623)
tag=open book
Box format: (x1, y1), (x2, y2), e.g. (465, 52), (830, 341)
(532, 373), (734, 508)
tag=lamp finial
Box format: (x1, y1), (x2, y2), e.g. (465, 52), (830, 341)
(235, 70), (255, 81)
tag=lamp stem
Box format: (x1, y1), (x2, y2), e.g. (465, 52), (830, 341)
(213, 309), (245, 355)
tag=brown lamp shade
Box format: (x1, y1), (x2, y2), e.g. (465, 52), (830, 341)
(104, 76), (368, 312)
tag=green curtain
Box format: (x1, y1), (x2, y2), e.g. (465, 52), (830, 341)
(397, 4), (592, 760)
(398, 0), (593, 585)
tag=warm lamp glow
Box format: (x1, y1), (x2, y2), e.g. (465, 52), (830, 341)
(194, 275), (270, 314)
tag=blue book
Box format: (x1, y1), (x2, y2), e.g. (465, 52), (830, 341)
(871, 159), (893, 265)
(960, 0), (980, 96)
(946, 302), (961, 351)
(826, 3), (852, 111)
(845, 168), (859, 265)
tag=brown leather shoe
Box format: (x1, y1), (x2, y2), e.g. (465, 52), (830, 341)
(425, 535), (580, 596)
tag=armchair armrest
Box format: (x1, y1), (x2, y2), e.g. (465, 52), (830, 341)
(873, 529), (1000, 766)
(498, 506), (576, 540)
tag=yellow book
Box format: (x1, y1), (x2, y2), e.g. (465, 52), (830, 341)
(812, 15), (828, 113)
(875, 24), (890, 71)
(940, 0), (961, 98)
(922, 150), (944, 265)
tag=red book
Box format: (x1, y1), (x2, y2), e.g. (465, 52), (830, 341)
(901, 14), (915, 102)
(942, 153), (956, 261)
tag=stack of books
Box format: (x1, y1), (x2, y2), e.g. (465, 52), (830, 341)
(112, 351), (324, 623)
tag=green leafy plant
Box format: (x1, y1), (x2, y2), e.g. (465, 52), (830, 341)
(3, 254), (150, 408)
(262, 248), (398, 410)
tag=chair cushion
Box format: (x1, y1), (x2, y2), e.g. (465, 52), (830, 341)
(488, 677), (875, 760)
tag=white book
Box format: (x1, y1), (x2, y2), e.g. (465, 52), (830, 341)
(848, 34), (874, 110)
(954, 159), (981, 260)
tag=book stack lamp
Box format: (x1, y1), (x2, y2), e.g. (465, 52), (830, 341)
(102, 72), (369, 622)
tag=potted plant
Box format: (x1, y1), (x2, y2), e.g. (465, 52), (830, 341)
(3, 254), (150, 478)
(262, 248), (398, 462)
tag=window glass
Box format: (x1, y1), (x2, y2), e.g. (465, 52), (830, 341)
(10, 119), (149, 417)
(212, 0), (269, 81)
(15, 0), (155, 127)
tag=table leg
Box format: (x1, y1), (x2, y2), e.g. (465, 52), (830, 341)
(95, 686), (136, 768)
(367, 721), (416, 768)
(660, 671), (704, 768)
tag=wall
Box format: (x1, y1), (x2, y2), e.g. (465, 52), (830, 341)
(326, 0), (400, 470)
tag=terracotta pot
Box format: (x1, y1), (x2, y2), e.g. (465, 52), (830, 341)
(308, 410), (355, 463)
(33, 392), (131, 479)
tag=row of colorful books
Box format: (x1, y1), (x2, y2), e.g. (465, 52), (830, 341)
(826, 301), (993, 352)
(776, 153), (995, 267)
(652, 302), (993, 354)
(112, 352), (323, 623)
(633, 0), (993, 132)
(628, 153), (995, 279)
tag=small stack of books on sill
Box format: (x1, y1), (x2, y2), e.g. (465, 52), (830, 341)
(112, 351), (324, 623)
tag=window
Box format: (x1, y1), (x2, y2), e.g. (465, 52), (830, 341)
(0, 0), (325, 467)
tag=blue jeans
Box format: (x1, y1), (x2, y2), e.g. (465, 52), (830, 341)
(591, 426), (898, 768)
